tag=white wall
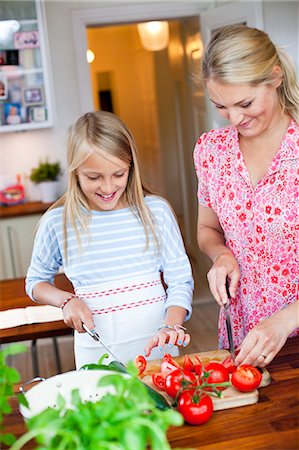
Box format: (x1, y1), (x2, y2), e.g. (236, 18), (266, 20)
(1, 0), (298, 201)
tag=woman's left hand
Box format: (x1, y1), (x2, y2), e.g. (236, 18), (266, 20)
(235, 302), (298, 367)
(144, 326), (191, 357)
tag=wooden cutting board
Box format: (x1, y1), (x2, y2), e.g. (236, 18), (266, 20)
(141, 349), (271, 411)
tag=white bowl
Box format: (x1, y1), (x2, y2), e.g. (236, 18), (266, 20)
(20, 370), (125, 420)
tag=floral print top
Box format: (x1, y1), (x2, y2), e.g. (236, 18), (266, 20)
(194, 119), (299, 349)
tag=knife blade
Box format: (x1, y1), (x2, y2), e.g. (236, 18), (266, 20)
(224, 278), (235, 361)
(82, 323), (122, 363)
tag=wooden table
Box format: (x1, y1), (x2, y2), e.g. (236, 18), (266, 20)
(2, 336), (299, 449)
(0, 274), (73, 374)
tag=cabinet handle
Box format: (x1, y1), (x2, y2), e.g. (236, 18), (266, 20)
(7, 225), (17, 278)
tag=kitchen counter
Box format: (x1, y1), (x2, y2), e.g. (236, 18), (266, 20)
(0, 201), (52, 219)
(2, 336), (299, 449)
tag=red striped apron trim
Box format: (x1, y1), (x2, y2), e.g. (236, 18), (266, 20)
(91, 295), (166, 315)
(78, 279), (161, 299)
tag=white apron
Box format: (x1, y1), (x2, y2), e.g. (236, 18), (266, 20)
(74, 273), (179, 369)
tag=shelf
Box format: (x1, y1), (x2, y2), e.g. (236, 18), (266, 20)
(0, 0), (54, 133)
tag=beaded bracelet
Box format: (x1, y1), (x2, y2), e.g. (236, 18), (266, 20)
(61, 294), (79, 309)
(157, 323), (187, 332)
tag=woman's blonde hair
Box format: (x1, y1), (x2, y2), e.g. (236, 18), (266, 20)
(201, 25), (299, 121)
(50, 111), (159, 261)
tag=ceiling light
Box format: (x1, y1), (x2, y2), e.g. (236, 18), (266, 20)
(86, 49), (95, 63)
(137, 21), (169, 52)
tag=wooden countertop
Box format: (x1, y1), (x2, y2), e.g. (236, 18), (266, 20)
(2, 336), (299, 449)
(0, 201), (53, 219)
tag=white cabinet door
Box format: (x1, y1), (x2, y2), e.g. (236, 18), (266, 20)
(0, 214), (41, 279)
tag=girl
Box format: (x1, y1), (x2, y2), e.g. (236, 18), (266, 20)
(26, 111), (193, 369)
(194, 25), (299, 368)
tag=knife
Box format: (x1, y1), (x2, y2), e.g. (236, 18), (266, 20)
(224, 278), (235, 361)
(82, 323), (122, 363)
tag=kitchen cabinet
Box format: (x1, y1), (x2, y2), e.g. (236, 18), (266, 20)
(0, 213), (41, 280)
(0, 0), (54, 132)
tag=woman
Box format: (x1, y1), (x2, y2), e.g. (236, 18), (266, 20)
(194, 25), (298, 367)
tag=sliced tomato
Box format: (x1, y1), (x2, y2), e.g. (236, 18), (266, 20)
(177, 390), (213, 425)
(165, 368), (197, 399)
(160, 360), (179, 375)
(152, 372), (166, 391)
(163, 353), (181, 368)
(222, 355), (237, 374)
(203, 362), (229, 391)
(134, 355), (147, 375)
(193, 355), (203, 375)
(183, 355), (194, 371)
(231, 365), (262, 392)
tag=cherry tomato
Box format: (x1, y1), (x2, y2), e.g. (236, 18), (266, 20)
(134, 355), (147, 375)
(152, 372), (166, 391)
(177, 390), (213, 425)
(183, 355), (194, 371)
(165, 368), (197, 399)
(231, 365), (262, 392)
(193, 356), (203, 375)
(222, 355), (237, 374)
(204, 362), (229, 391)
(163, 353), (181, 368)
(160, 360), (179, 374)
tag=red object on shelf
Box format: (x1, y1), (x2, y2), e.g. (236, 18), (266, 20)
(0, 183), (25, 206)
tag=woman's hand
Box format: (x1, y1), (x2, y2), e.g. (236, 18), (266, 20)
(207, 253), (241, 306)
(144, 326), (191, 357)
(62, 297), (95, 333)
(235, 302), (299, 367)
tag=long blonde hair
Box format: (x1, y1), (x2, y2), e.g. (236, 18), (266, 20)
(50, 111), (159, 261)
(201, 25), (299, 121)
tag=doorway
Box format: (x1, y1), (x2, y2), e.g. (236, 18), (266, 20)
(72, 5), (214, 303)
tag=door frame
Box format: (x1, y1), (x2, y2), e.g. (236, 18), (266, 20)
(72, 2), (207, 114)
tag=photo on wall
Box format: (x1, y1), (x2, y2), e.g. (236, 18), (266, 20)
(0, 73), (8, 100)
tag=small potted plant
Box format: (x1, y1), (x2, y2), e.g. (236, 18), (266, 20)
(30, 159), (62, 203)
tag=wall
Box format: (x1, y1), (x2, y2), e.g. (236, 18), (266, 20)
(1, 0), (298, 202)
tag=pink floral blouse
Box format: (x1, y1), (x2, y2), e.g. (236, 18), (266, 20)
(194, 119), (299, 349)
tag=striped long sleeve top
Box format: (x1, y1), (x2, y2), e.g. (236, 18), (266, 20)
(26, 196), (193, 319)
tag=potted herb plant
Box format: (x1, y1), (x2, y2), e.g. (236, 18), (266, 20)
(29, 159), (62, 203)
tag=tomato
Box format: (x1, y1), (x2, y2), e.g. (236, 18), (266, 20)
(231, 365), (262, 392)
(163, 353), (181, 368)
(222, 355), (237, 374)
(160, 360), (179, 374)
(183, 355), (194, 371)
(177, 390), (213, 425)
(193, 356), (203, 375)
(135, 355), (147, 375)
(165, 368), (197, 399)
(203, 362), (229, 391)
(152, 372), (166, 391)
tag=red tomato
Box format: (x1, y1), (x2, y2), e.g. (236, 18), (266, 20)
(204, 362), (229, 390)
(193, 356), (203, 375)
(222, 355), (237, 374)
(231, 365), (262, 392)
(152, 372), (166, 391)
(177, 390), (213, 425)
(134, 355), (146, 375)
(163, 353), (181, 368)
(165, 369), (197, 399)
(183, 355), (194, 371)
(160, 360), (179, 375)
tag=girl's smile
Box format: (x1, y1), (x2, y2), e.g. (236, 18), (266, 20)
(76, 151), (130, 211)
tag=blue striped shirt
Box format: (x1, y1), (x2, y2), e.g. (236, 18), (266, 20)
(26, 196), (193, 318)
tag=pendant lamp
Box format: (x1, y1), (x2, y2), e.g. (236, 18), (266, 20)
(137, 21), (169, 51)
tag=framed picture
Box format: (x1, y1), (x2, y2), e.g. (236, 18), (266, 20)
(0, 74), (8, 100)
(4, 103), (22, 125)
(14, 31), (40, 49)
(22, 86), (44, 105)
(0, 50), (19, 66)
(29, 106), (47, 122)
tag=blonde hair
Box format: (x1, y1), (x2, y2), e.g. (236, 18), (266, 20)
(201, 25), (299, 121)
(50, 111), (159, 261)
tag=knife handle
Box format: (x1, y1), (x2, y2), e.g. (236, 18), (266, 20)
(225, 277), (231, 305)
